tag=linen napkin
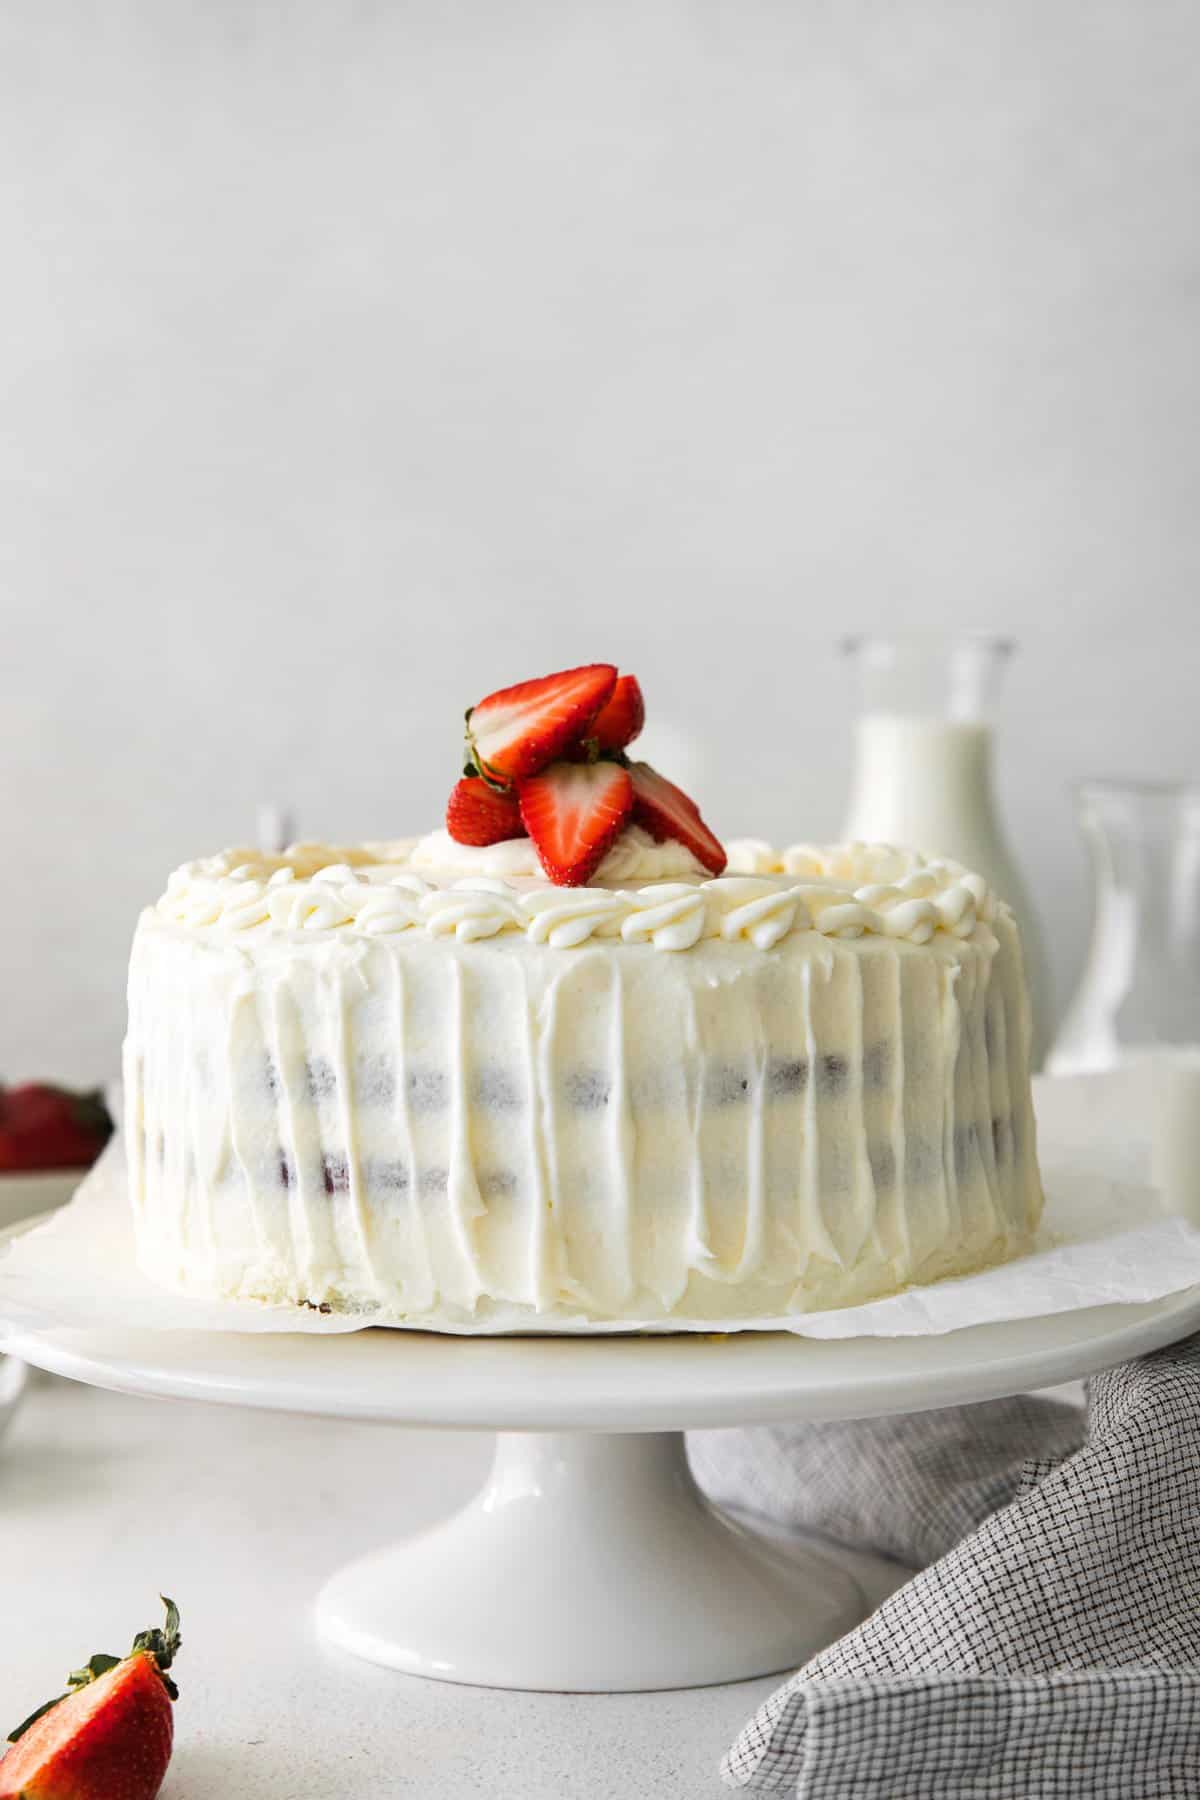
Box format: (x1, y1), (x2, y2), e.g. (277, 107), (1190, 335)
(689, 1334), (1200, 1798)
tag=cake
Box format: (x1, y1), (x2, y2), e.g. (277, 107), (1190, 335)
(123, 663), (1043, 1327)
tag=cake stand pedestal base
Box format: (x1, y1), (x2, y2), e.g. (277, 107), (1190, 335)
(315, 1429), (864, 1692)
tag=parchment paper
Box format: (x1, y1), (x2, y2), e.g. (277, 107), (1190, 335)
(2, 1095), (1198, 1340)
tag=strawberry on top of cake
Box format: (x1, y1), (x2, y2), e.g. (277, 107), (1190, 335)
(441, 663), (725, 887)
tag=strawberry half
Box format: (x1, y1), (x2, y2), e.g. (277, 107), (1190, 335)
(588, 674), (645, 753)
(1, 1599), (180, 1800)
(518, 760), (634, 886)
(446, 777), (525, 846)
(629, 762), (726, 876)
(466, 664), (617, 783)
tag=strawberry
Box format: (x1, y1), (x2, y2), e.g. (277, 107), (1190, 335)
(466, 664), (616, 783)
(588, 674), (645, 753)
(628, 762), (726, 876)
(445, 777), (525, 846)
(0, 1084), (113, 1173)
(0, 1599), (180, 1800)
(518, 760), (634, 886)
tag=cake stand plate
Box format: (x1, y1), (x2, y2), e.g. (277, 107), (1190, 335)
(5, 1213), (1200, 1693)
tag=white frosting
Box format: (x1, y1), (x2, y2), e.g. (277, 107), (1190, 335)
(152, 839), (998, 952)
(125, 848), (1042, 1325)
(410, 824), (707, 884)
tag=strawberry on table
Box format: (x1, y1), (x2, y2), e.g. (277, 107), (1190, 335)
(588, 675), (645, 754)
(0, 1598), (181, 1800)
(466, 664), (616, 783)
(0, 1084), (113, 1173)
(518, 759), (634, 886)
(446, 777), (525, 847)
(629, 762), (727, 876)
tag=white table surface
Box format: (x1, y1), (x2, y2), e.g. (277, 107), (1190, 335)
(0, 1373), (911, 1800)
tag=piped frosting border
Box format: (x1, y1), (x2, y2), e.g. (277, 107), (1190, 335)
(148, 838), (998, 951)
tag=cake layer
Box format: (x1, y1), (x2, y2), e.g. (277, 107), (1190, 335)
(124, 839), (1042, 1325)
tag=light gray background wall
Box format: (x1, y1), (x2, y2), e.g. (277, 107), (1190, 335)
(3, 1), (1199, 1082)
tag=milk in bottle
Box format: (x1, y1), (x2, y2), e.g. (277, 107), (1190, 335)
(840, 636), (1052, 1068)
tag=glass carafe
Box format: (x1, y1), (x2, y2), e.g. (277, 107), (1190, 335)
(1049, 780), (1200, 1071)
(1048, 781), (1200, 1218)
(840, 634), (1052, 1068)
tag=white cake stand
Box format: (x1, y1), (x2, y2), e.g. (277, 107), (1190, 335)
(4, 1211), (1199, 1693)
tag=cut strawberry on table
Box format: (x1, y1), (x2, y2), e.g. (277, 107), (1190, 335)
(518, 759), (634, 886)
(0, 1598), (180, 1800)
(588, 674), (645, 754)
(446, 777), (525, 846)
(0, 1083), (114, 1173)
(629, 762), (727, 876)
(466, 664), (617, 783)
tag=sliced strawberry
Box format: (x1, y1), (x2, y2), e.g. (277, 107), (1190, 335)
(518, 760), (633, 886)
(589, 674), (645, 753)
(466, 664), (617, 783)
(628, 762), (726, 876)
(0, 1655), (172, 1800)
(1, 1599), (180, 1800)
(445, 777), (525, 847)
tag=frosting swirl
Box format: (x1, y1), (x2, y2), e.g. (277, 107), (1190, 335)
(410, 824), (707, 885)
(149, 839), (998, 953)
(522, 887), (629, 948)
(620, 884), (708, 951)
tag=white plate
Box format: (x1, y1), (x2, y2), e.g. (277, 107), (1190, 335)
(0, 1170), (82, 1233)
(0, 1178), (76, 1448)
(0, 1352), (27, 1441)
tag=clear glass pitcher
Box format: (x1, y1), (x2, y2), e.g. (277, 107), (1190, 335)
(1049, 780), (1200, 1072)
(1048, 780), (1200, 1218)
(840, 633), (1052, 1067)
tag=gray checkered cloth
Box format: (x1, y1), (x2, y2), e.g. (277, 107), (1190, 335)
(688, 1334), (1200, 1798)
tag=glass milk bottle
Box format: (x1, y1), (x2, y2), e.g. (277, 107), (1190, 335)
(840, 634), (1052, 1067)
(1048, 780), (1200, 1221)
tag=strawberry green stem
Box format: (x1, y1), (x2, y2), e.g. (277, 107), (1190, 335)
(6, 1597), (181, 1743)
